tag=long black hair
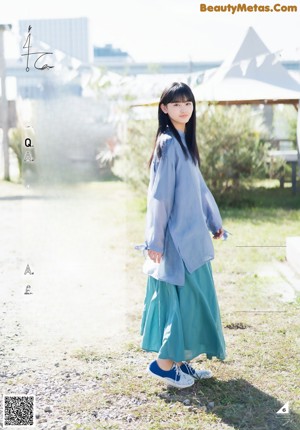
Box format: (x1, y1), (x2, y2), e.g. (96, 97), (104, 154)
(148, 82), (200, 167)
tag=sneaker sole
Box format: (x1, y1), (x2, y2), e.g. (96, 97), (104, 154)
(193, 373), (213, 381)
(193, 370), (213, 380)
(146, 367), (194, 389)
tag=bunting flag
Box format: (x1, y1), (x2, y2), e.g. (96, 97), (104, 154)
(61, 69), (79, 84)
(240, 59), (251, 76)
(255, 54), (267, 68)
(53, 49), (66, 62)
(271, 51), (282, 65)
(39, 41), (51, 50)
(71, 57), (82, 70)
(13, 23), (300, 104)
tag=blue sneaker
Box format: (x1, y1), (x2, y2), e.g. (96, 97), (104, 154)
(180, 361), (213, 380)
(147, 360), (194, 389)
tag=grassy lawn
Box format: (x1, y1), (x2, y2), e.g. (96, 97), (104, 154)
(60, 178), (300, 430)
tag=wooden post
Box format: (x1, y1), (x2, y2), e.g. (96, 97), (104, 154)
(291, 162), (297, 195)
(0, 24), (12, 181)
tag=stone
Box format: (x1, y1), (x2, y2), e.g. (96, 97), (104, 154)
(44, 406), (52, 413)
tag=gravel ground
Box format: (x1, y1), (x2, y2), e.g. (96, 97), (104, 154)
(0, 179), (138, 429)
(1, 179), (299, 430)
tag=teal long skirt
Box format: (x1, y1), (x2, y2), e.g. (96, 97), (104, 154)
(140, 261), (226, 362)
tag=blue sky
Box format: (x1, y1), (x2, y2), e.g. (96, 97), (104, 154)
(2, 0), (300, 62)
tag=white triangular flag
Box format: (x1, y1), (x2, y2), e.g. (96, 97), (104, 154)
(71, 57), (82, 69)
(195, 72), (205, 85)
(276, 402), (289, 414)
(240, 59), (250, 76)
(255, 54), (266, 68)
(54, 49), (66, 62)
(271, 51), (282, 65)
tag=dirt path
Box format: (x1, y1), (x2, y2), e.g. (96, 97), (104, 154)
(1, 180), (300, 430)
(1, 180), (135, 361)
(0, 179), (150, 429)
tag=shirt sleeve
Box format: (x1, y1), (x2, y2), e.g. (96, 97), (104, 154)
(199, 170), (222, 234)
(145, 141), (176, 254)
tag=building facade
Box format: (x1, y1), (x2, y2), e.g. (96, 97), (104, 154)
(19, 17), (92, 64)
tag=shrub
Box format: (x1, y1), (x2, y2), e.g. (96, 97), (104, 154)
(113, 105), (271, 205)
(196, 104), (270, 205)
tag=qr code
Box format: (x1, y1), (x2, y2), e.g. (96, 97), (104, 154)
(3, 395), (35, 427)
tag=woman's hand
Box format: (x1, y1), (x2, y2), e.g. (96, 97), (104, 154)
(148, 249), (163, 263)
(213, 227), (224, 240)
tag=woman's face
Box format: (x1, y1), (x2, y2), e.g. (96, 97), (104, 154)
(160, 100), (194, 131)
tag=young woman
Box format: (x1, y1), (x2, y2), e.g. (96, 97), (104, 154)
(139, 82), (227, 389)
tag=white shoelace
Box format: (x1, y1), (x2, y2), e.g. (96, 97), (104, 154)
(173, 364), (181, 381)
(182, 361), (195, 376)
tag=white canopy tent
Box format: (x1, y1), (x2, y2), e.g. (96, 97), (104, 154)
(193, 26), (300, 193)
(193, 26), (300, 107)
(130, 27), (300, 190)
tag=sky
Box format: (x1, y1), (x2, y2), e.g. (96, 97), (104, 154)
(2, 0), (300, 63)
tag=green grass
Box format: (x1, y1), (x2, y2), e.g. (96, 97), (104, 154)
(55, 179), (300, 430)
(216, 179), (300, 210)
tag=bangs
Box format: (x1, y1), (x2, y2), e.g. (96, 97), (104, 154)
(161, 82), (194, 104)
(171, 94), (192, 103)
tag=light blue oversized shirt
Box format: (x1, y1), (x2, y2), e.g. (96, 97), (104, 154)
(144, 129), (223, 287)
